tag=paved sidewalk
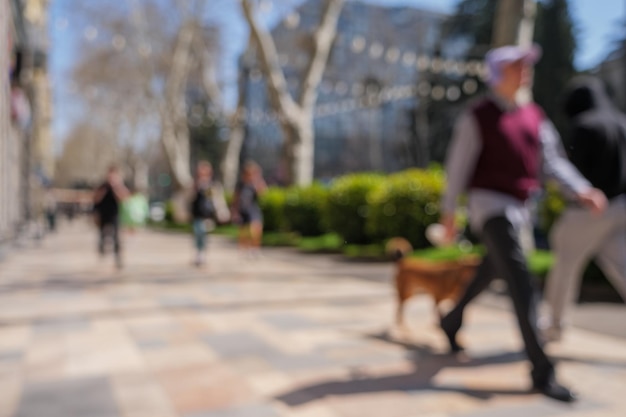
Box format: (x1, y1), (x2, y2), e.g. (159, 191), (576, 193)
(0, 220), (625, 417)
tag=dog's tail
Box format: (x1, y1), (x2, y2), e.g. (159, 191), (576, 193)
(385, 237), (413, 262)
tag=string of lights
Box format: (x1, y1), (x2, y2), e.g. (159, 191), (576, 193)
(54, 1), (489, 129)
(198, 77), (481, 128)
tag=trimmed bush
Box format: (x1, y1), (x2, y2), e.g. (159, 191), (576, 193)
(164, 200), (175, 223)
(368, 168), (445, 249)
(259, 187), (287, 232)
(325, 173), (385, 244)
(283, 183), (329, 237)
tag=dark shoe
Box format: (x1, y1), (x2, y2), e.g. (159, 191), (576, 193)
(440, 313), (464, 353)
(533, 378), (577, 403)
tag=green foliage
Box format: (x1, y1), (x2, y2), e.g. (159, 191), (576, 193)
(325, 173), (385, 244)
(367, 169), (445, 248)
(297, 233), (343, 253)
(410, 245), (554, 278)
(261, 231), (300, 247)
(410, 244), (485, 261)
(213, 224), (239, 237)
(528, 250), (555, 279)
(283, 183), (329, 237)
(259, 187), (287, 232)
(538, 181), (567, 234)
(343, 243), (386, 260)
(164, 200), (175, 223)
(444, 0), (498, 48)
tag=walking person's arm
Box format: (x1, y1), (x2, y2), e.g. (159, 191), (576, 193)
(110, 176), (131, 202)
(254, 174), (267, 196)
(211, 182), (231, 224)
(440, 112), (483, 243)
(230, 185), (241, 223)
(93, 185), (107, 205)
(539, 120), (607, 213)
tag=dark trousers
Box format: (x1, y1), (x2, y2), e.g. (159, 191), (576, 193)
(99, 220), (121, 257)
(445, 215), (554, 384)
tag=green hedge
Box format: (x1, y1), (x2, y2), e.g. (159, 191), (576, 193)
(259, 187), (287, 232)
(284, 183), (328, 237)
(325, 173), (385, 244)
(368, 168), (445, 248)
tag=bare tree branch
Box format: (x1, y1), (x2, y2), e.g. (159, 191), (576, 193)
(299, 0), (344, 111)
(240, 0), (344, 185)
(241, 0), (300, 121)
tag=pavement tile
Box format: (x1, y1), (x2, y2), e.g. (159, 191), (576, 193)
(134, 338), (167, 350)
(2, 224), (626, 417)
(260, 313), (318, 331)
(325, 392), (421, 417)
(32, 316), (90, 334)
(143, 343), (218, 371)
(0, 349), (23, 362)
(184, 403), (279, 417)
(159, 296), (204, 310)
(155, 364), (253, 414)
(245, 371), (294, 397)
(65, 343), (145, 378)
(228, 356), (273, 374)
(0, 372), (22, 417)
(14, 376), (121, 417)
(0, 326), (30, 351)
(202, 332), (279, 359)
(455, 396), (603, 417)
(281, 403), (340, 417)
(263, 352), (334, 372)
(111, 373), (178, 417)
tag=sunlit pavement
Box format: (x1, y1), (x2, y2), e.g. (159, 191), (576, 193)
(1, 219), (625, 417)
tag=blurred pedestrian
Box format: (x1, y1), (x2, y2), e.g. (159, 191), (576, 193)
(43, 187), (57, 233)
(93, 165), (130, 269)
(542, 76), (626, 340)
(232, 161), (266, 258)
(439, 44), (606, 402)
(190, 161), (229, 267)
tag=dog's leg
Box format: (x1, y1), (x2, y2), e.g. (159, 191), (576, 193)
(396, 299), (405, 327)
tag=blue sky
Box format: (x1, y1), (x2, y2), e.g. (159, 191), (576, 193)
(49, 0), (625, 152)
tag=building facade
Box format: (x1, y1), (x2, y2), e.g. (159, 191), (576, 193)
(239, 0), (481, 182)
(1, 0), (25, 244)
(1, 0), (52, 245)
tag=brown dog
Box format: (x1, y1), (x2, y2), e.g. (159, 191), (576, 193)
(386, 237), (479, 327)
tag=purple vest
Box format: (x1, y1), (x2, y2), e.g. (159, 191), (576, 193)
(469, 98), (543, 201)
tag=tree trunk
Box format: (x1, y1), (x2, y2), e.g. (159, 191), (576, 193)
(282, 119), (314, 186)
(241, 0), (344, 186)
(160, 112), (193, 190)
(221, 114), (246, 193)
(159, 20), (197, 191)
(492, 0), (537, 47)
(493, 0), (537, 103)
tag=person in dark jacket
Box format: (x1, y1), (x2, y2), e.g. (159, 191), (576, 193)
(231, 161), (267, 258)
(93, 165), (130, 269)
(542, 76), (626, 341)
(190, 161), (229, 267)
(439, 45), (607, 403)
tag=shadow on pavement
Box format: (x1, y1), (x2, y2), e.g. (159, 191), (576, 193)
(276, 331), (529, 406)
